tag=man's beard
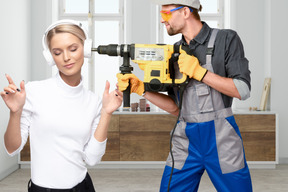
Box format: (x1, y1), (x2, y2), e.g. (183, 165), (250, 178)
(167, 25), (181, 36)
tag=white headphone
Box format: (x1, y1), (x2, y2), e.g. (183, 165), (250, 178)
(42, 19), (92, 66)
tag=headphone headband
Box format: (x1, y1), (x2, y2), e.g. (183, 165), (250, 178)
(42, 19), (92, 66)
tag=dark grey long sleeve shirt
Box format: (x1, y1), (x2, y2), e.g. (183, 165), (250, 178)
(172, 22), (251, 108)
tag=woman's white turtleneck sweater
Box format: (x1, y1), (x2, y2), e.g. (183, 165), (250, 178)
(6, 73), (106, 189)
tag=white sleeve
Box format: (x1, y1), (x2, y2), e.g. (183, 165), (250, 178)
(5, 83), (33, 156)
(233, 79), (250, 100)
(82, 95), (107, 166)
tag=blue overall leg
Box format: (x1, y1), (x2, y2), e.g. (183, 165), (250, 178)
(205, 116), (253, 192)
(160, 117), (253, 192)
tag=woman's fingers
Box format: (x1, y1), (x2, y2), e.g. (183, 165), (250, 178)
(20, 80), (25, 93)
(4, 87), (16, 94)
(115, 89), (123, 97)
(104, 80), (110, 95)
(0, 91), (6, 98)
(5, 74), (15, 85)
(3, 75), (24, 94)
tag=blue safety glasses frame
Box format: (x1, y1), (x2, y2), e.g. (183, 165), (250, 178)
(160, 6), (193, 21)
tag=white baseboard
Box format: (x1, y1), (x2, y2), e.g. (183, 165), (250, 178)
(0, 164), (19, 181)
(247, 161), (277, 169)
(90, 161), (166, 169)
(20, 161), (166, 169)
(279, 157), (288, 164)
(20, 161), (279, 170)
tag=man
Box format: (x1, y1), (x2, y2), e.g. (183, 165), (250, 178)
(117, 0), (253, 191)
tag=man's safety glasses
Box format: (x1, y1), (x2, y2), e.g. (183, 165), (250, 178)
(160, 6), (184, 22)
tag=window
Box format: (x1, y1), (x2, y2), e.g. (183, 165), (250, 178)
(158, 0), (224, 45)
(55, 0), (224, 99)
(201, 0), (224, 28)
(58, 0), (124, 95)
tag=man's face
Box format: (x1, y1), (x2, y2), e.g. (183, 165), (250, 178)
(160, 5), (185, 36)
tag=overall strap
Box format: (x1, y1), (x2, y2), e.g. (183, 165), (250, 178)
(178, 28), (228, 122)
(206, 29), (219, 66)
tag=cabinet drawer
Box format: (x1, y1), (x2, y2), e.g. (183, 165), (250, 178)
(119, 114), (177, 132)
(235, 114), (275, 132)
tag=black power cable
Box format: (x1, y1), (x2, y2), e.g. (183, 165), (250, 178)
(167, 85), (187, 192)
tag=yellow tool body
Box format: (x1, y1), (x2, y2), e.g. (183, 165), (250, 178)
(92, 43), (189, 108)
(132, 44), (188, 91)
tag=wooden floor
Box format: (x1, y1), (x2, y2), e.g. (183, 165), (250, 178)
(0, 165), (287, 192)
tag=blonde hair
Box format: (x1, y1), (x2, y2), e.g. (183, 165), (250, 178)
(46, 24), (86, 50)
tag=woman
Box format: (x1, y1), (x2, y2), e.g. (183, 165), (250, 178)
(1, 20), (122, 191)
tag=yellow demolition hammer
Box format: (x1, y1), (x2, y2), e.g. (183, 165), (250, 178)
(92, 44), (190, 110)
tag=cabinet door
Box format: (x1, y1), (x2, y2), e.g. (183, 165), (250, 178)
(102, 115), (120, 161)
(235, 114), (276, 161)
(119, 114), (177, 161)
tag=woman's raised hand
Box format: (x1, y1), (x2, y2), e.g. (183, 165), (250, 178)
(101, 81), (122, 115)
(0, 74), (26, 113)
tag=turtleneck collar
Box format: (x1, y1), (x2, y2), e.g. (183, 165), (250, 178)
(55, 72), (83, 97)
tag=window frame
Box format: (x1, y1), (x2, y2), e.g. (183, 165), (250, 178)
(57, 0), (124, 92)
(200, 0), (224, 28)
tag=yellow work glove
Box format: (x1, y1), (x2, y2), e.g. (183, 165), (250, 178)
(178, 47), (208, 81)
(116, 73), (145, 96)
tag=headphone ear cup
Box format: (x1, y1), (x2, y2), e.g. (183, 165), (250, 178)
(43, 49), (55, 66)
(84, 39), (92, 58)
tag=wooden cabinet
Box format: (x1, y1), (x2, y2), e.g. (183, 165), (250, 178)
(118, 114), (175, 161)
(235, 114), (276, 162)
(20, 112), (278, 166)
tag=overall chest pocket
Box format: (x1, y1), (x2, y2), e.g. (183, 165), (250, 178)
(195, 83), (214, 113)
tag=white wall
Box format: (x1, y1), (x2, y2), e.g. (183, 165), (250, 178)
(230, 0), (288, 163)
(269, 0), (288, 163)
(231, 0), (266, 110)
(30, 0), (53, 81)
(0, 0), (31, 179)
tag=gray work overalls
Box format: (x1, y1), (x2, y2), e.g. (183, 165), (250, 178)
(160, 29), (253, 192)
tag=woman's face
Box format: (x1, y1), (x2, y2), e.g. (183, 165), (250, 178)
(50, 32), (84, 82)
